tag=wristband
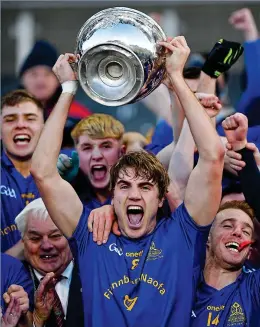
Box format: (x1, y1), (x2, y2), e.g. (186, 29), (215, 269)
(61, 80), (78, 95)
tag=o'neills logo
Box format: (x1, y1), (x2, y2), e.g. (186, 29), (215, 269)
(104, 274), (166, 300)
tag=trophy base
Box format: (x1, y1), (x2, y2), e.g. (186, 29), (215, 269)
(78, 43), (144, 106)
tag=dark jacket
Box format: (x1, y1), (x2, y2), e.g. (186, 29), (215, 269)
(24, 261), (84, 327)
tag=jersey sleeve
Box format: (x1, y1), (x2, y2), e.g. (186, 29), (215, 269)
(171, 203), (210, 268)
(68, 205), (92, 259)
(248, 270), (260, 307)
(1, 254), (34, 312)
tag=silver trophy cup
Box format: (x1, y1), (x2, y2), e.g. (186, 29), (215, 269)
(74, 7), (167, 106)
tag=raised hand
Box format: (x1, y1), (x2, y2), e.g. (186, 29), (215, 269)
(225, 149), (245, 173)
(33, 272), (56, 327)
(195, 93), (222, 118)
(202, 39), (243, 78)
(222, 113), (248, 151)
(88, 205), (121, 245)
(52, 53), (78, 84)
(229, 8), (259, 41)
(159, 36), (190, 78)
(3, 285), (29, 315)
(57, 151), (79, 182)
(1, 297), (22, 327)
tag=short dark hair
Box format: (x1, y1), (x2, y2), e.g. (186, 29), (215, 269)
(183, 67), (201, 80)
(110, 151), (170, 200)
(1, 89), (43, 112)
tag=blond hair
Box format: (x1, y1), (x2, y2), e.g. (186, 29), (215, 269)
(71, 113), (125, 144)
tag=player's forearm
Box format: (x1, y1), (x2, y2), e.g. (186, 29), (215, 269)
(197, 71), (216, 94)
(169, 91), (185, 143)
(31, 93), (74, 180)
(170, 73), (224, 161)
(196, 72), (217, 128)
(168, 119), (195, 200)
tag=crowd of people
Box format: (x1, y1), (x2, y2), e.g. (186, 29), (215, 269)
(1, 6), (260, 327)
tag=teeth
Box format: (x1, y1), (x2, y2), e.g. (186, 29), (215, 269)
(14, 134), (30, 141)
(128, 206), (143, 211)
(92, 165), (105, 170)
(42, 255), (53, 259)
(228, 248), (238, 253)
(225, 242), (239, 248)
(225, 242), (240, 253)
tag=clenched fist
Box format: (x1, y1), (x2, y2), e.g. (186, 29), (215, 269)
(52, 53), (78, 84)
(159, 36), (190, 78)
(222, 113), (248, 151)
(229, 8), (258, 41)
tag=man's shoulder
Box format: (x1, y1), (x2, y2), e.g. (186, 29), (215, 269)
(1, 253), (24, 269)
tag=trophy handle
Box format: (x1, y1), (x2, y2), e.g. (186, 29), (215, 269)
(69, 61), (78, 73)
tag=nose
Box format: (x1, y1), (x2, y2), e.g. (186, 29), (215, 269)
(91, 146), (103, 160)
(16, 117), (28, 129)
(128, 187), (142, 201)
(232, 226), (242, 238)
(40, 237), (54, 251)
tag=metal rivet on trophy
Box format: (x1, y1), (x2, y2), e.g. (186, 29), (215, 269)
(74, 7), (167, 106)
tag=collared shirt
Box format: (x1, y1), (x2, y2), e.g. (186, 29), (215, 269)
(34, 261), (74, 316)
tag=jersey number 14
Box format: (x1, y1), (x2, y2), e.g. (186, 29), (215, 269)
(207, 312), (220, 326)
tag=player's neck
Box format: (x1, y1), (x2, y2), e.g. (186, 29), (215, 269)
(95, 187), (111, 204)
(6, 153), (32, 177)
(203, 259), (242, 290)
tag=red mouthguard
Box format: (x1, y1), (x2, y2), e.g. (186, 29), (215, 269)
(238, 241), (254, 252)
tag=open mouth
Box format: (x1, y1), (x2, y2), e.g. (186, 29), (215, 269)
(39, 254), (58, 261)
(91, 165), (107, 180)
(225, 242), (239, 253)
(127, 205), (144, 228)
(13, 134), (31, 145)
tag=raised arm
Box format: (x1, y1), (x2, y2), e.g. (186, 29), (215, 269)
(168, 119), (195, 202)
(30, 54), (83, 237)
(223, 113), (260, 219)
(160, 37), (225, 226)
(229, 8), (260, 115)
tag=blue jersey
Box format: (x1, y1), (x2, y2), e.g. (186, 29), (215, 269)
(69, 203), (210, 327)
(1, 253), (34, 313)
(1, 152), (40, 252)
(191, 267), (260, 327)
(85, 197), (111, 210)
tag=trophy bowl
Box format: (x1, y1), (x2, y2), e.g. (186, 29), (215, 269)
(74, 7), (167, 106)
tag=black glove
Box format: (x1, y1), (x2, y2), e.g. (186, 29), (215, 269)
(202, 39), (244, 78)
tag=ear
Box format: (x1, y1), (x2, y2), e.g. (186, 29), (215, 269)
(120, 144), (126, 156)
(247, 247), (253, 260)
(158, 197), (164, 208)
(206, 234), (212, 247)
